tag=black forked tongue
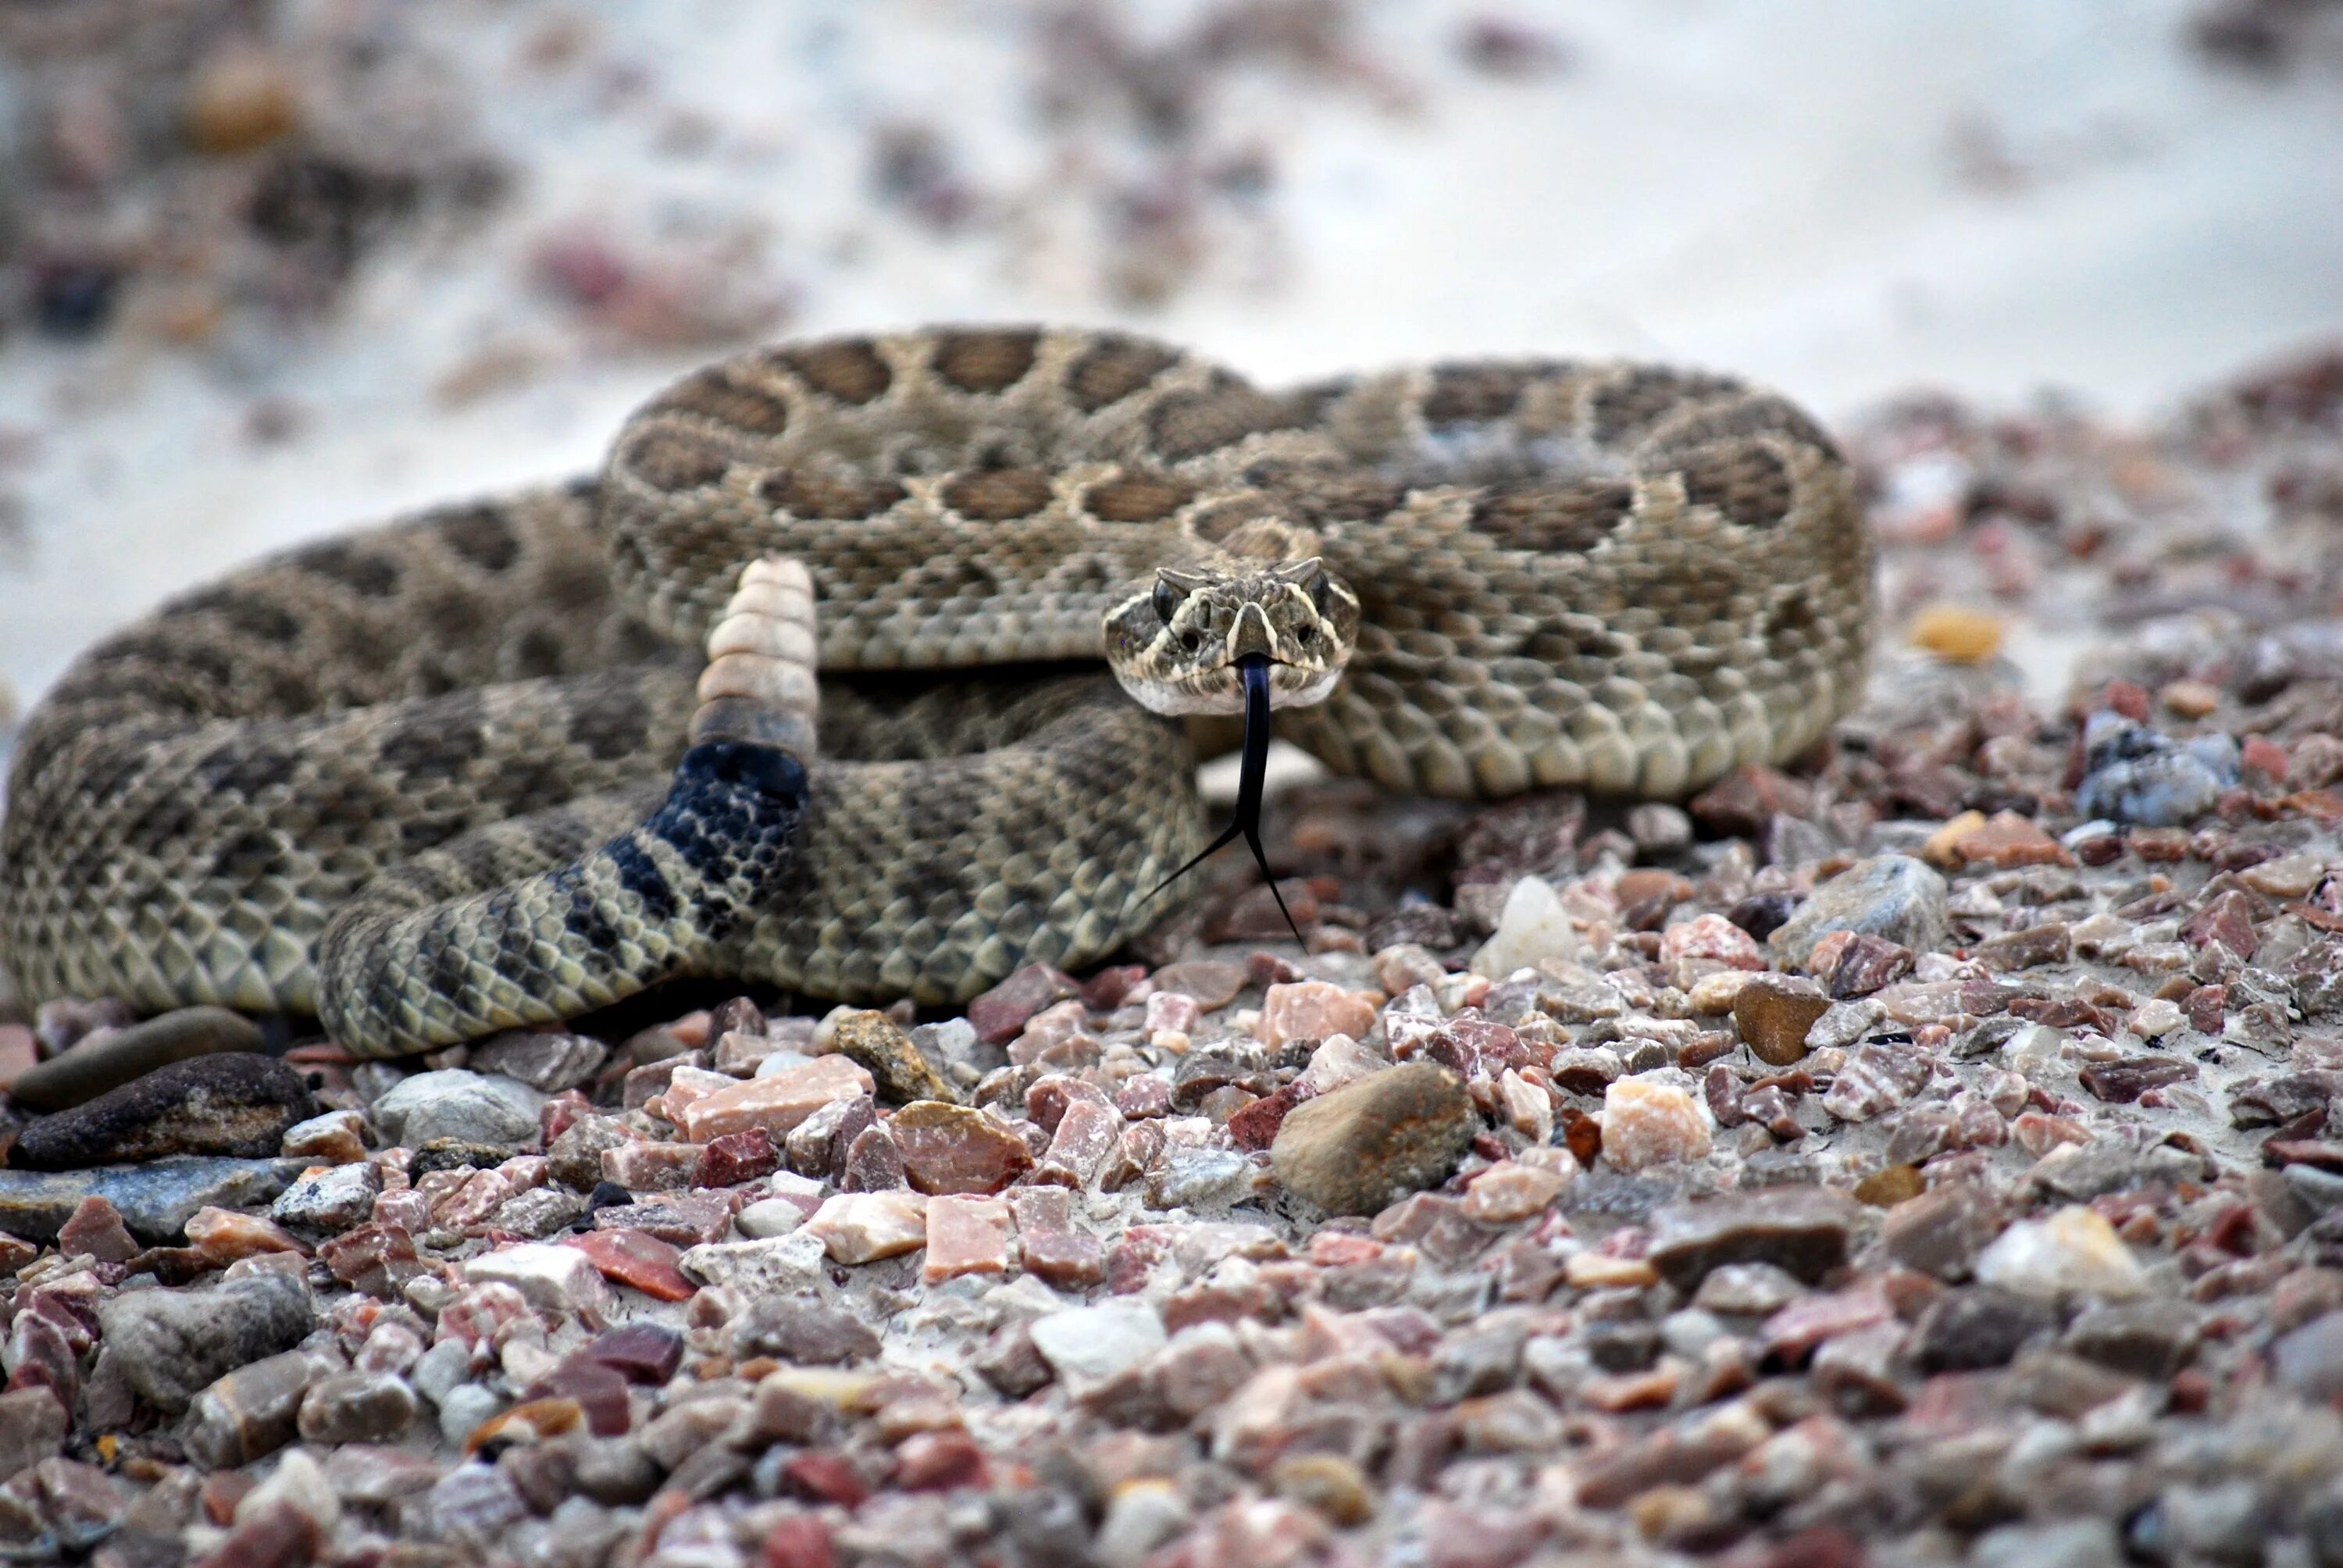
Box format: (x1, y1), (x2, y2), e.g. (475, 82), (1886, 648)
(1147, 653), (1305, 946)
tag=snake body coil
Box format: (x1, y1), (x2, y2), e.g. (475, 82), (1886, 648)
(0, 327), (1870, 1055)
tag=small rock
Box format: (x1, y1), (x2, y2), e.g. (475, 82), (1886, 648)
(186, 1205), (306, 1264)
(968, 965), (1081, 1044)
(1150, 961), (1248, 1010)
(1912, 1285), (2057, 1372)
(1767, 856), (1949, 971)
(676, 1234), (826, 1295)
(829, 1012), (958, 1104)
(462, 1245), (618, 1322)
(298, 1371), (417, 1445)
(1269, 1064), (1475, 1217)
(184, 44), (301, 154)
(2270, 1311), (2343, 1402)
(1147, 1147), (1252, 1209)
(468, 1033), (607, 1094)
(9, 1054), (315, 1169)
(1601, 1078), (1713, 1171)
(1029, 1302), (1166, 1388)
(5, 1007), (264, 1112)
(371, 1071), (544, 1152)
(182, 1349), (324, 1468)
(676, 1055), (873, 1142)
(1256, 982), (1378, 1047)
(1974, 1206), (2147, 1300)
(2064, 1300), (2201, 1379)
(280, 1110), (369, 1164)
(924, 1194), (1015, 1283)
(566, 1228), (698, 1302)
(0, 1389), (66, 1483)
(1821, 1041), (1933, 1122)
(890, 1101), (1035, 1195)
(270, 1163), (383, 1235)
(804, 1192), (929, 1264)
(2072, 714), (2237, 828)
(1881, 1181), (2002, 1280)
(1471, 877), (1582, 977)
(97, 1270), (316, 1415)
(1646, 1188), (1854, 1288)
(728, 1296), (882, 1363)
(1908, 603), (2002, 664)
(1732, 975), (1831, 1066)
(55, 1196), (137, 1263)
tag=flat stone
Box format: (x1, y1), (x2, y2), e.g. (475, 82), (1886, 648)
(1270, 1064), (1475, 1217)
(1912, 1285), (2058, 1372)
(890, 1101), (1034, 1195)
(676, 1055), (872, 1142)
(186, 1205), (307, 1264)
(371, 1071), (544, 1152)
(10, 1053), (315, 1169)
(1732, 975), (1831, 1066)
(804, 1191), (928, 1264)
(1646, 1188), (1855, 1288)
(0, 1389), (66, 1483)
(968, 964), (1081, 1045)
(97, 1270), (316, 1415)
(467, 1032), (608, 1094)
(6, 1007), (264, 1112)
(298, 1371), (418, 1445)
(1255, 982), (1378, 1047)
(676, 1234), (828, 1295)
(1150, 961), (1247, 1010)
(0, 1156), (304, 1243)
(183, 1349), (325, 1468)
(1601, 1078), (1713, 1171)
(2270, 1311), (2343, 1402)
(280, 1110), (369, 1164)
(1881, 1181), (2002, 1281)
(1974, 1206), (2148, 1301)
(924, 1195), (1015, 1284)
(728, 1295), (882, 1363)
(829, 1012), (958, 1105)
(1768, 855), (1949, 971)
(461, 1244), (618, 1321)
(271, 1162), (383, 1234)
(1029, 1302), (1166, 1388)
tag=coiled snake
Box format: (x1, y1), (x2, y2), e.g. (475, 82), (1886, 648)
(0, 327), (1870, 1056)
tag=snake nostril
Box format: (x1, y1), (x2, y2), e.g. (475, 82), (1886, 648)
(1180, 631), (1202, 654)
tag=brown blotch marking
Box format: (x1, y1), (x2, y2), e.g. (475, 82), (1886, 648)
(380, 693), (487, 777)
(1065, 335), (1183, 412)
(1144, 379), (1307, 463)
(1765, 585), (1819, 639)
(1647, 394), (1840, 462)
(1423, 364), (1538, 426)
(930, 330), (1041, 394)
(757, 470), (908, 521)
(778, 340), (893, 405)
(655, 365), (793, 437)
(568, 682), (654, 763)
(1082, 472), (1196, 523)
(1586, 369), (1744, 447)
(1467, 479), (1638, 554)
(940, 469), (1054, 522)
(290, 540), (402, 599)
(179, 588), (303, 647)
(1677, 443), (1796, 531)
(625, 429), (730, 492)
(439, 504), (521, 573)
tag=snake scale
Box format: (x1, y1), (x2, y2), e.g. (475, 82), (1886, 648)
(0, 327), (1870, 1057)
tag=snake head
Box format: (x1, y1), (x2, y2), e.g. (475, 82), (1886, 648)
(1104, 555), (1359, 716)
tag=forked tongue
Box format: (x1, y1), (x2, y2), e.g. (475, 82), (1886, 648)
(1147, 653), (1304, 945)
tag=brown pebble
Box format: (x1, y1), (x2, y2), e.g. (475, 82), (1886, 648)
(1271, 1064), (1474, 1217)
(1853, 1164), (1926, 1207)
(1732, 975), (1830, 1066)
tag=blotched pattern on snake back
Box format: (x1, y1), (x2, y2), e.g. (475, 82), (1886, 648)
(0, 327), (1870, 1052)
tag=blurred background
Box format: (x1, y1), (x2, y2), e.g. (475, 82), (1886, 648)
(1, 0), (2339, 732)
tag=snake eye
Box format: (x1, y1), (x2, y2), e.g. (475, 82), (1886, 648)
(1152, 580), (1181, 628)
(1180, 630), (1202, 654)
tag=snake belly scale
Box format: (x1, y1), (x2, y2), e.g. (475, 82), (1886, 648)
(0, 326), (1870, 1055)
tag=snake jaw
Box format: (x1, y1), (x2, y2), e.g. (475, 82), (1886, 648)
(1104, 557), (1359, 717)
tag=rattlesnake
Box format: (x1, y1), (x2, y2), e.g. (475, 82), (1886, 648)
(0, 327), (1870, 1057)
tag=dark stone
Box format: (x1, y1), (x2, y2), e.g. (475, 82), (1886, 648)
(0, 1157), (305, 1244)
(5, 1007), (264, 1113)
(1880, 1181), (2002, 1281)
(582, 1323), (683, 1384)
(1912, 1285), (2056, 1372)
(9, 1055), (314, 1170)
(726, 1295), (881, 1365)
(1646, 1188), (1855, 1288)
(183, 1349), (323, 1468)
(2079, 1056), (2197, 1105)
(1269, 1064), (1475, 1217)
(2064, 1300), (2201, 1379)
(967, 965), (1080, 1045)
(408, 1140), (519, 1179)
(95, 1271), (316, 1415)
